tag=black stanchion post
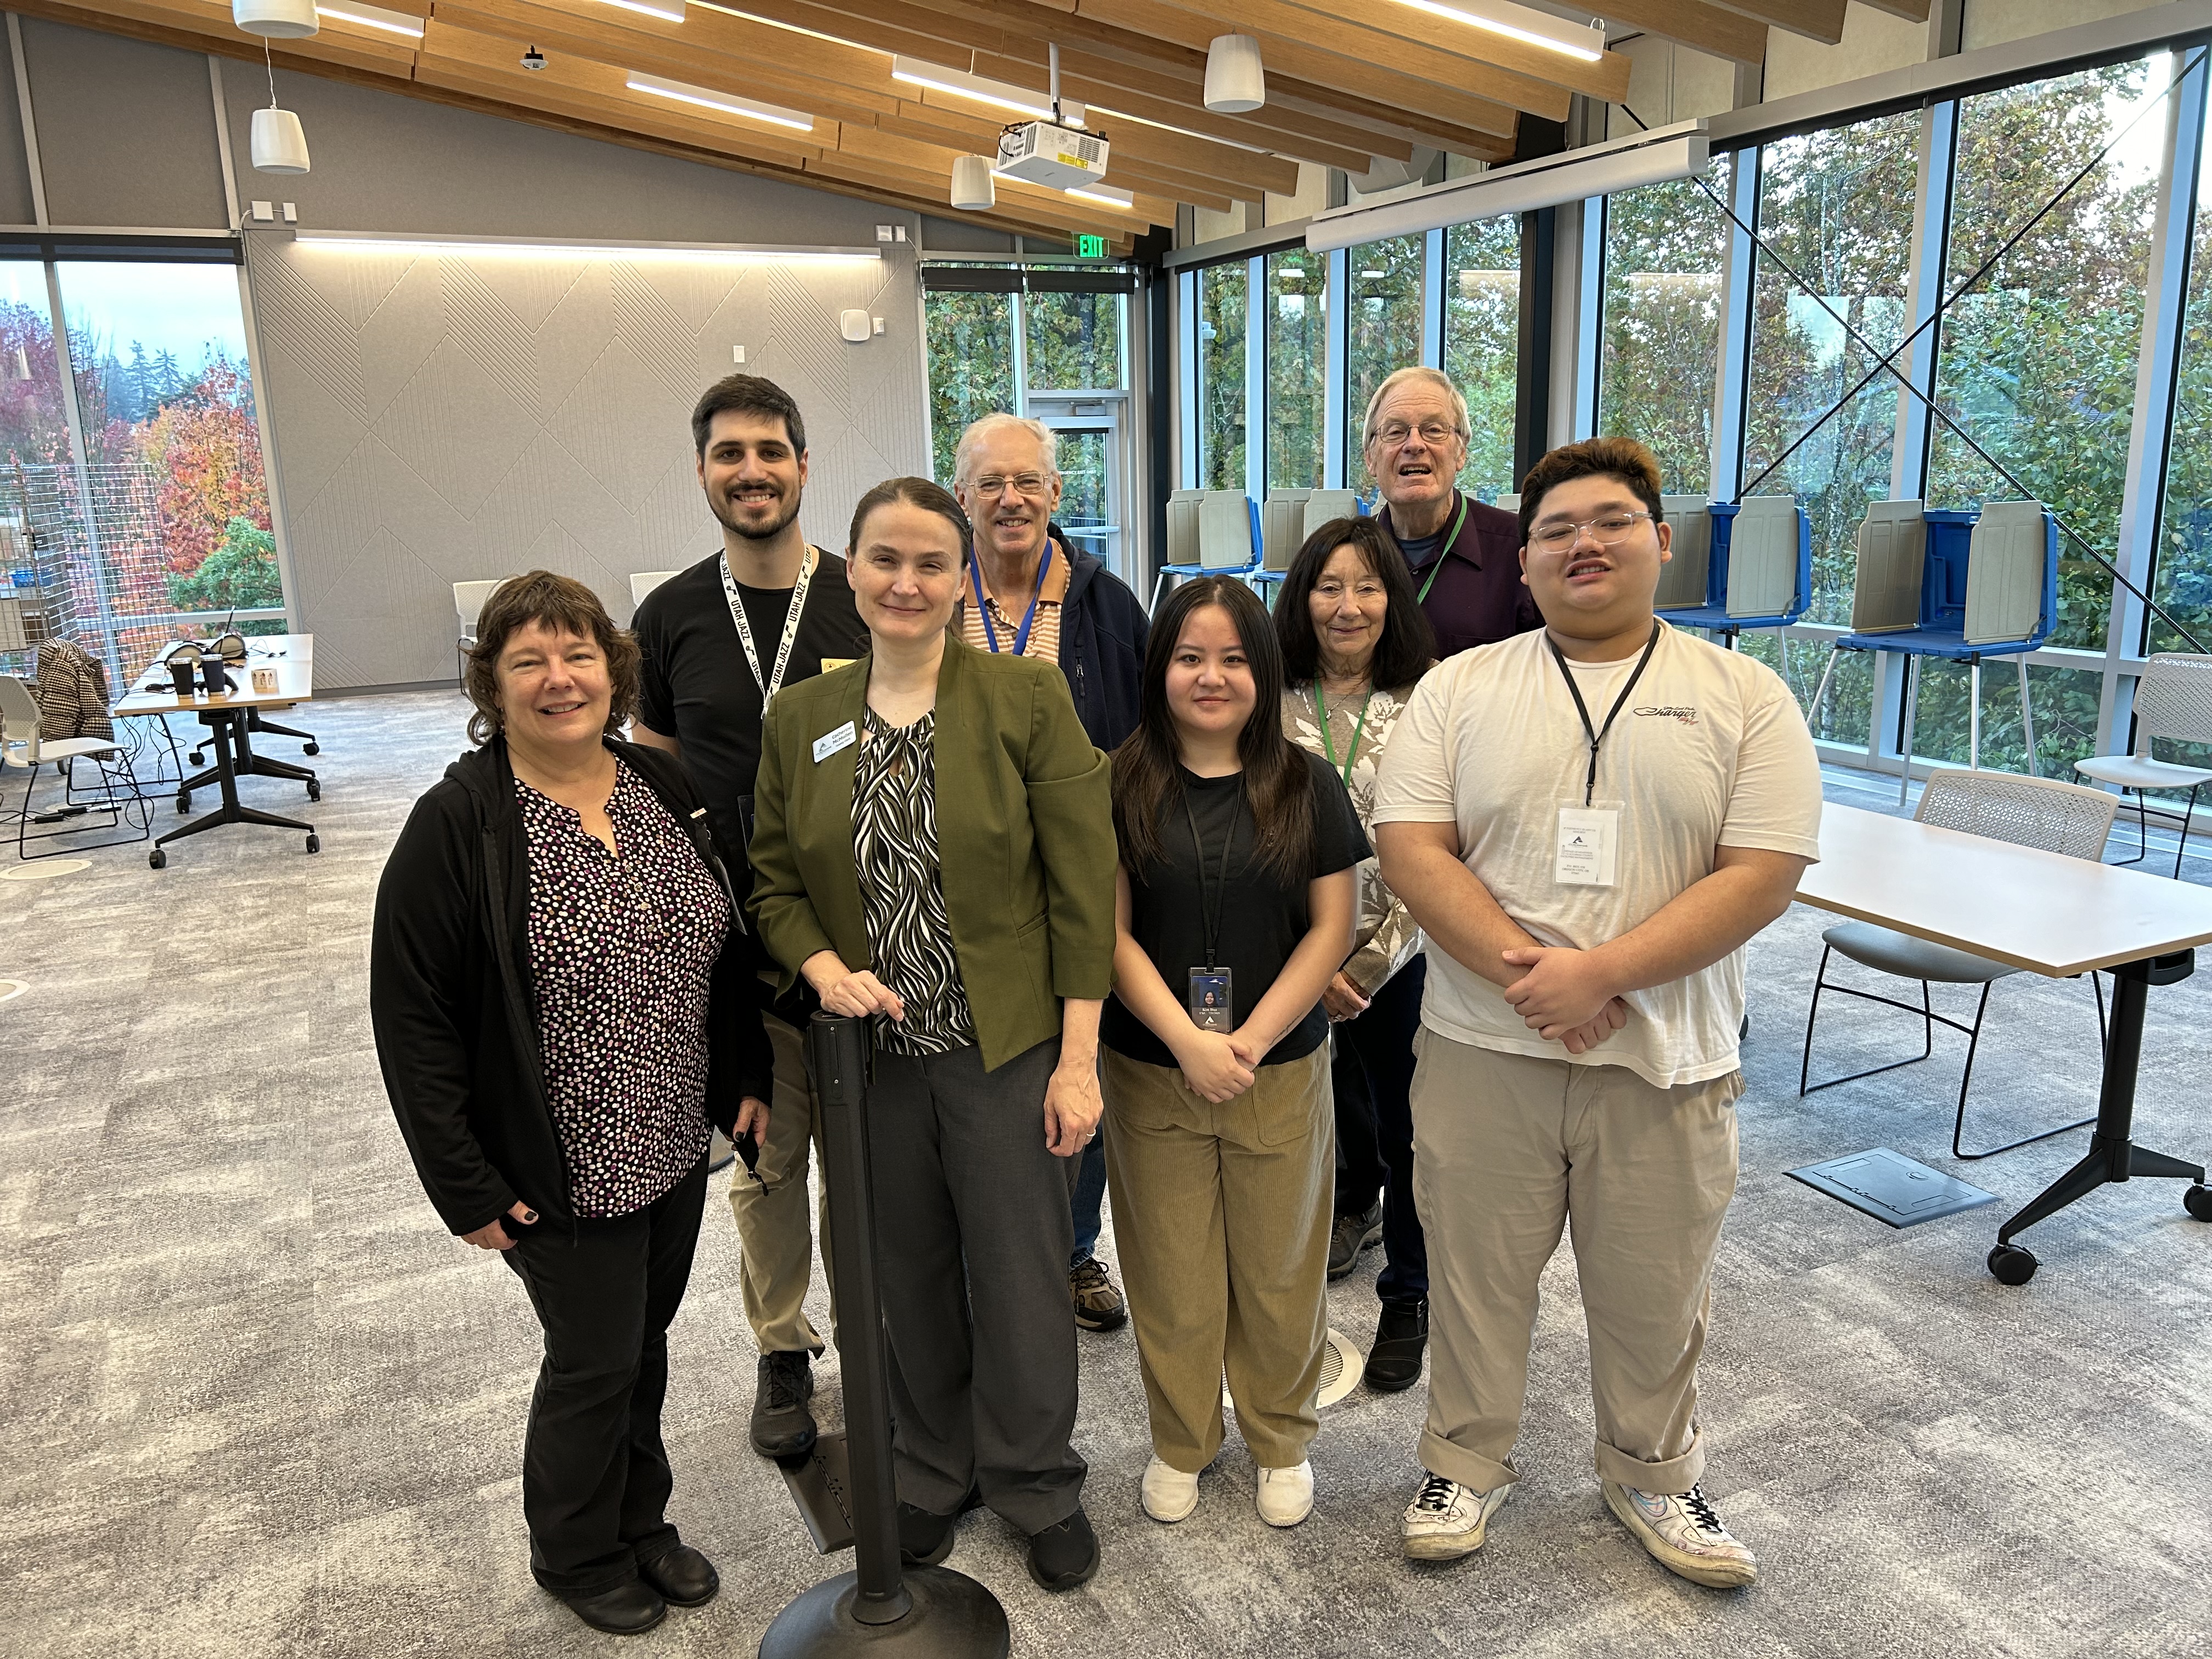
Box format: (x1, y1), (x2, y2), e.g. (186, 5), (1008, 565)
(758, 1014), (1009, 1659)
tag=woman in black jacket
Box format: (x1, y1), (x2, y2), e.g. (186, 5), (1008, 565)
(370, 571), (771, 1637)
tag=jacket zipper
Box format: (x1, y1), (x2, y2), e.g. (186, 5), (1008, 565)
(482, 817), (578, 1238)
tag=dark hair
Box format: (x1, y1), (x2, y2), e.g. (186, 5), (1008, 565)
(1516, 436), (1666, 549)
(691, 373), (806, 458)
(1274, 516), (1436, 689)
(1112, 576), (1315, 884)
(847, 475), (974, 557)
(465, 571), (639, 746)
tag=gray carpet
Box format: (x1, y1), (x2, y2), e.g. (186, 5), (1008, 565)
(3, 690), (2209, 1658)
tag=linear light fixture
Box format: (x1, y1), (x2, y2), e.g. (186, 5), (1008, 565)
(892, 55), (1054, 121)
(315, 1), (421, 36)
(627, 74), (813, 131)
(1388, 0), (1605, 63)
(1307, 120), (1708, 253)
(294, 229), (878, 262)
(1064, 183), (1136, 211)
(592, 0), (685, 22)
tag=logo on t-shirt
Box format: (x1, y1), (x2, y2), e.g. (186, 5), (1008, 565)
(1634, 704), (1698, 726)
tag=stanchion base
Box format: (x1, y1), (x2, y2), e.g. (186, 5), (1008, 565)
(759, 1565), (1009, 1658)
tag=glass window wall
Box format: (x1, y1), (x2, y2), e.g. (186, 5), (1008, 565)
(1346, 235), (1424, 494)
(1198, 261), (1248, 491)
(1596, 163), (1733, 493)
(924, 289), (1015, 487)
(1026, 290), (1122, 393)
(1442, 216), (1519, 499)
(1265, 248), (1327, 493)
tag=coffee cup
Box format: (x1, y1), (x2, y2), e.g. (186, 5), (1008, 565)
(251, 666), (278, 693)
(200, 658), (229, 695)
(168, 661), (196, 696)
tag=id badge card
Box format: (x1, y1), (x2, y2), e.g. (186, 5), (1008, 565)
(1555, 805), (1620, 888)
(1188, 968), (1234, 1030)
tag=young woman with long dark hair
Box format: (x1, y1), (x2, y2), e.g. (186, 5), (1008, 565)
(1101, 575), (1368, 1532)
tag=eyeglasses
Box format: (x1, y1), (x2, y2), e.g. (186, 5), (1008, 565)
(972, 472), (1052, 497)
(1527, 511), (1655, 554)
(1368, 419), (1463, 450)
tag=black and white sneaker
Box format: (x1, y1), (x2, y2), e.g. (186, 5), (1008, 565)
(1400, 1471), (1509, 1561)
(1602, 1479), (1758, 1588)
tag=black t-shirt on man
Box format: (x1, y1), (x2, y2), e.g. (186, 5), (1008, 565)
(1103, 748), (1370, 1070)
(633, 547), (868, 860)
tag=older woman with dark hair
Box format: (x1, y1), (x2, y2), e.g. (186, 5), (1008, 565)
(747, 476), (1117, 1592)
(370, 571), (771, 1637)
(1274, 518), (1438, 1393)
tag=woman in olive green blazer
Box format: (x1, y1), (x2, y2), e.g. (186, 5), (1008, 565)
(746, 476), (1116, 1593)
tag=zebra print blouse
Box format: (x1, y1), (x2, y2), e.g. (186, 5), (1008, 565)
(851, 706), (977, 1056)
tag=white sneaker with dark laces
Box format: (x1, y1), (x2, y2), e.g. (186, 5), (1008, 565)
(1602, 1479), (1758, 1588)
(1400, 1471), (1510, 1560)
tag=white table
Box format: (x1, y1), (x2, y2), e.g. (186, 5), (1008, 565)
(1796, 803), (2212, 1280)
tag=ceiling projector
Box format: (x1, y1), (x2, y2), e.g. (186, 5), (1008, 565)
(996, 120), (1109, 190)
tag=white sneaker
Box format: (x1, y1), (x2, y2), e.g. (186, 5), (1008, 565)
(1255, 1460), (1314, 1527)
(1602, 1479), (1758, 1588)
(1141, 1456), (1200, 1523)
(1401, 1471), (1509, 1560)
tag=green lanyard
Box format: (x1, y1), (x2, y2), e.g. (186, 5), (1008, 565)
(1413, 494), (1469, 605)
(1314, 680), (1374, 786)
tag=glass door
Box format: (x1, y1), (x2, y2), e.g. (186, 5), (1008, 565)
(1034, 403), (1126, 584)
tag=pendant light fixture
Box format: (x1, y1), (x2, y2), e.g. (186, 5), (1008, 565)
(949, 154), (995, 211)
(249, 41), (311, 174)
(1203, 34), (1264, 114)
(233, 0), (319, 36)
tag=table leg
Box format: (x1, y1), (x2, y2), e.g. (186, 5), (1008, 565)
(150, 712), (316, 866)
(2016, 656), (2038, 778)
(1988, 949), (2209, 1282)
(1898, 654), (1922, 811)
(1968, 656), (1981, 771)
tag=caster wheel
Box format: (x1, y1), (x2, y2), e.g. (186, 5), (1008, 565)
(307, 781), (321, 802)
(302, 743), (320, 757)
(305, 833), (320, 854)
(176, 793), (191, 814)
(189, 751), (205, 767)
(148, 848), (166, 870)
(1987, 1243), (2038, 1285)
(2186, 1184), (2212, 1222)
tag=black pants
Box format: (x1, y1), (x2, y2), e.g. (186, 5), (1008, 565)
(502, 1158), (708, 1595)
(1330, 955), (1428, 1305)
(865, 1037), (1086, 1533)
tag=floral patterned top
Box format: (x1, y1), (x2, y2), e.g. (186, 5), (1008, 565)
(852, 707), (977, 1056)
(1281, 676), (1427, 994)
(517, 759), (728, 1218)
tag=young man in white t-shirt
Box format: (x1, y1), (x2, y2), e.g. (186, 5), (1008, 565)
(1370, 436), (1821, 1587)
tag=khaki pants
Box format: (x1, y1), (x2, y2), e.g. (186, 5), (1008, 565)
(1410, 1030), (1741, 1496)
(1102, 1045), (1332, 1473)
(729, 1008), (834, 1355)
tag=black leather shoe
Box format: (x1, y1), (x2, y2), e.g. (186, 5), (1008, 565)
(898, 1502), (957, 1566)
(1026, 1508), (1100, 1592)
(556, 1579), (667, 1635)
(751, 1351), (819, 1459)
(1364, 1297), (1428, 1392)
(639, 1544), (719, 1607)
(1327, 1203), (1383, 1280)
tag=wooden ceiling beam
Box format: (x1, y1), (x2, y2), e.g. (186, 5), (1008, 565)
(1266, 88), (1514, 163)
(31, 0), (416, 72)
(831, 121), (1169, 227)
(1593, 0), (1766, 66)
(1852, 0), (1931, 20)
(1701, 0), (1846, 46)
(1153, 0), (1631, 104)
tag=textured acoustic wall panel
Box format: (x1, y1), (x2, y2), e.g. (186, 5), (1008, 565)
(245, 236), (927, 690)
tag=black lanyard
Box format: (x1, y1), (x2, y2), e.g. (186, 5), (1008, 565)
(1180, 780), (1244, 970)
(1548, 621), (1662, 808)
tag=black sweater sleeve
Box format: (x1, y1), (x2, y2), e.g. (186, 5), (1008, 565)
(369, 785), (516, 1237)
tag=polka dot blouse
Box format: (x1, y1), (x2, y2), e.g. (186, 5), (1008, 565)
(516, 759), (730, 1218)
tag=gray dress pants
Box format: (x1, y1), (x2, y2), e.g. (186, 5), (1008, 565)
(864, 1034), (1086, 1533)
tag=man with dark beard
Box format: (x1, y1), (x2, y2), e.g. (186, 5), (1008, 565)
(633, 375), (868, 1461)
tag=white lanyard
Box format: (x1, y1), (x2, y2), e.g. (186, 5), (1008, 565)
(718, 546), (816, 702)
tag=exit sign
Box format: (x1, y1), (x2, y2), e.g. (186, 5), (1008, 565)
(1075, 234), (1107, 258)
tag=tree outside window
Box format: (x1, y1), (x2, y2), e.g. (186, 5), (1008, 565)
(1346, 235), (1424, 495)
(1442, 216), (1519, 499)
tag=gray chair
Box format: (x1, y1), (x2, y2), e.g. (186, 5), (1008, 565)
(1798, 769), (2120, 1159)
(0, 674), (150, 860)
(2074, 652), (2212, 877)
(454, 578), (514, 685)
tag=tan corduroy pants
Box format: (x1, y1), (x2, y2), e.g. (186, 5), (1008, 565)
(1410, 1030), (1741, 1497)
(1102, 1045), (1332, 1472)
(729, 1007), (835, 1356)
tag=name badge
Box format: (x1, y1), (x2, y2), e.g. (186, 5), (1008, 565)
(812, 721), (857, 764)
(1555, 805), (1619, 888)
(1188, 968), (1234, 1030)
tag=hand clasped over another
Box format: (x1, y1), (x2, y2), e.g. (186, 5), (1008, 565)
(1499, 945), (1632, 1054)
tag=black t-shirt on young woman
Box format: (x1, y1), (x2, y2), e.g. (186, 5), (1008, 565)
(1103, 749), (1370, 1070)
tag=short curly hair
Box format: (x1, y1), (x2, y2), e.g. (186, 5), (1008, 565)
(1516, 436), (1666, 550)
(464, 571), (640, 747)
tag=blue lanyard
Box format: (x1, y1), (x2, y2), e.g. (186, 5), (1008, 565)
(971, 543), (1053, 656)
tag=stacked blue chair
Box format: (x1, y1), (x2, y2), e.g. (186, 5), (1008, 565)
(1150, 490), (1261, 614)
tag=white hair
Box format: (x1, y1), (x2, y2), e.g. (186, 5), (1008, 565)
(1360, 366), (1472, 450)
(953, 413), (1059, 486)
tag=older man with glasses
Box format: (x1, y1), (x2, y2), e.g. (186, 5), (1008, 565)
(1361, 365), (1541, 661)
(952, 411), (1151, 1336)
